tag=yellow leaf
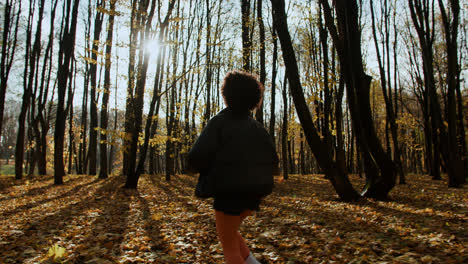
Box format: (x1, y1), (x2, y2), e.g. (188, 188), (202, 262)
(48, 244), (66, 262)
(152, 213), (163, 221)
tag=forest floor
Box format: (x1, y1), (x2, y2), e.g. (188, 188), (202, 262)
(0, 173), (466, 264)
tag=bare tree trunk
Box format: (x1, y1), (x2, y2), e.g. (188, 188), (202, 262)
(99, 0), (116, 180)
(54, 0), (80, 184)
(272, 0), (360, 201)
(255, 0), (265, 123)
(16, 0), (45, 180)
(135, 0), (175, 182)
(88, 0), (104, 176)
(0, 0), (21, 140)
(370, 0), (405, 184)
(269, 22), (278, 144)
(241, 0), (252, 71)
(320, 0), (396, 199)
(438, 0), (464, 186)
(281, 73), (288, 180)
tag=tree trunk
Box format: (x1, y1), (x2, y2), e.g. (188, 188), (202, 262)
(281, 73), (289, 180)
(320, 0), (396, 200)
(16, 0), (45, 180)
(54, 0), (80, 184)
(241, 0), (252, 71)
(99, 0), (116, 180)
(438, 0), (464, 187)
(88, 0), (104, 176)
(370, 0), (405, 184)
(269, 22), (278, 144)
(272, 0), (360, 201)
(255, 0), (265, 123)
(0, 0), (21, 141)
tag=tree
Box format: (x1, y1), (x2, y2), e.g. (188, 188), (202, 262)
(54, 0), (80, 184)
(16, 0), (45, 179)
(124, 0), (176, 188)
(241, 0), (252, 71)
(98, 0), (117, 179)
(437, 0), (465, 186)
(88, 0), (105, 176)
(369, 0), (405, 183)
(320, 0), (397, 199)
(271, 0), (360, 201)
(255, 0), (266, 123)
(269, 20), (278, 144)
(31, 0), (59, 176)
(0, 0), (21, 141)
(281, 73), (289, 180)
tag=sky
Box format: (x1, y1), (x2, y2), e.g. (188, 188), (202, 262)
(3, 0), (467, 119)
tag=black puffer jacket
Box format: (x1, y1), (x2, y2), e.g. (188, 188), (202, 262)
(188, 108), (279, 198)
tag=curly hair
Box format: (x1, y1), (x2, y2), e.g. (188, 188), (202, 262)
(220, 70), (264, 112)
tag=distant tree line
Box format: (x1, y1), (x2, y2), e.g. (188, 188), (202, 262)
(0, 0), (465, 201)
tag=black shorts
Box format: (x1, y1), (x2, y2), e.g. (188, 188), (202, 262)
(213, 197), (262, 216)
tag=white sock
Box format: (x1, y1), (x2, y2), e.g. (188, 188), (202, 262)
(245, 252), (261, 264)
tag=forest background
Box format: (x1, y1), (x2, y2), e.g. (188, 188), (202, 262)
(0, 0), (467, 263)
(0, 0), (467, 192)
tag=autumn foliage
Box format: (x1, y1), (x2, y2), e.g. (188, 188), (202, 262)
(0, 174), (466, 263)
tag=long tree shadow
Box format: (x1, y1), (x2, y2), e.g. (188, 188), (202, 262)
(145, 175), (218, 263)
(0, 176), (124, 263)
(262, 196), (464, 262)
(68, 183), (132, 262)
(0, 174), (91, 203)
(136, 192), (169, 257)
(1, 177), (100, 218)
(0, 174), (55, 192)
(149, 175), (203, 213)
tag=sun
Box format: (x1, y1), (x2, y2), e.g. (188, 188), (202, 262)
(144, 39), (160, 56)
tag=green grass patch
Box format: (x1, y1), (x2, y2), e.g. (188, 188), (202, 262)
(0, 164), (15, 176)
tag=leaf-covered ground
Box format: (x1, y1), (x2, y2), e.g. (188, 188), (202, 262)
(0, 173), (466, 263)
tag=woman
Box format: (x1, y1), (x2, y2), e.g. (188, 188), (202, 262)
(188, 70), (278, 264)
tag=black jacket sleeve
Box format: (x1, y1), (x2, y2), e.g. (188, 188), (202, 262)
(187, 116), (220, 172)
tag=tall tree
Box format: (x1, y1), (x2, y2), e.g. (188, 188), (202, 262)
(16, 0), (45, 179)
(98, 0), (117, 179)
(269, 21), (278, 143)
(320, 0), (397, 199)
(241, 0), (252, 71)
(272, 0), (360, 201)
(255, 0), (266, 123)
(0, 0), (21, 141)
(88, 0), (105, 176)
(437, 0), (465, 186)
(54, 0), (80, 184)
(124, 0), (176, 188)
(31, 0), (58, 176)
(370, 0), (405, 183)
(281, 73), (289, 180)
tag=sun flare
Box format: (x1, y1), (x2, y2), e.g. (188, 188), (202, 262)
(144, 39), (160, 56)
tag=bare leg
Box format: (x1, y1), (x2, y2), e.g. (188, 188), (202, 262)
(237, 231), (250, 260)
(215, 210), (244, 264)
(238, 210), (253, 260)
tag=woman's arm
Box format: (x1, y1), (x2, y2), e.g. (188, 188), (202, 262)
(187, 117), (221, 172)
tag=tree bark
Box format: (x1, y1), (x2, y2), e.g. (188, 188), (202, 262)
(241, 0), (252, 71)
(16, 0), (45, 180)
(320, 0), (396, 200)
(269, 22), (278, 144)
(99, 0), (116, 179)
(272, 0), (360, 201)
(281, 74), (288, 180)
(255, 0), (265, 123)
(54, 0), (80, 184)
(88, 0), (104, 176)
(0, 0), (21, 141)
(437, 0), (464, 186)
